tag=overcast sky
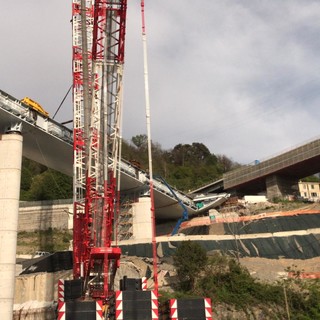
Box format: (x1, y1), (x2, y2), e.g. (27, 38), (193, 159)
(1, 1), (320, 164)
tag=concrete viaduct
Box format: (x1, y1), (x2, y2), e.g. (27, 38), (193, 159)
(192, 138), (320, 200)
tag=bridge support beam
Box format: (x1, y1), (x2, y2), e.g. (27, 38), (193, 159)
(0, 133), (23, 320)
(266, 174), (298, 200)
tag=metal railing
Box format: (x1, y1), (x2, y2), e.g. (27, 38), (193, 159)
(0, 89), (73, 145)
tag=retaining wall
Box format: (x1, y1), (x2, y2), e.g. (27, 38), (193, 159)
(18, 200), (73, 232)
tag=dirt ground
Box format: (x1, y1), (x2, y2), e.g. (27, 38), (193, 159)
(223, 202), (320, 282)
(16, 202), (320, 284)
(239, 256), (320, 282)
(232, 200), (320, 216)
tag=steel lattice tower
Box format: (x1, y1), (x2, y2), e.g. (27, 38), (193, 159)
(71, 0), (127, 300)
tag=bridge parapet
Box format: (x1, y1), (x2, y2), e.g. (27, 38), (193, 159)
(0, 89), (73, 145)
(224, 139), (320, 189)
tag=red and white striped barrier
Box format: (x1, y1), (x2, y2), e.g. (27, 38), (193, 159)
(57, 301), (65, 320)
(115, 291), (123, 320)
(170, 298), (213, 320)
(58, 279), (65, 302)
(204, 298), (213, 320)
(142, 277), (148, 290)
(170, 299), (178, 320)
(96, 300), (104, 320)
(151, 290), (158, 319)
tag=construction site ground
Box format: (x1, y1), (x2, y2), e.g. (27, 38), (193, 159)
(14, 201), (320, 319)
(217, 201), (320, 282)
(16, 202), (320, 283)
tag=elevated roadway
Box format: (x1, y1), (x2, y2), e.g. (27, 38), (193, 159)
(224, 139), (320, 197)
(0, 90), (73, 176)
(192, 139), (320, 199)
(0, 89), (227, 220)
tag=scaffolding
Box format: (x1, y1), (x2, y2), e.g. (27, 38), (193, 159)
(118, 201), (134, 241)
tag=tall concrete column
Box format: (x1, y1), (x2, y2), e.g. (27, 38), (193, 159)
(0, 133), (23, 320)
(132, 197), (153, 241)
(266, 174), (298, 200)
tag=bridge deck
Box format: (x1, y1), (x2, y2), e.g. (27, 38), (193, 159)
(224, 139), (320, 190)
(0, 89), (227, 219)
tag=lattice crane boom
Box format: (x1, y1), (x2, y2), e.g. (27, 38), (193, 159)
(72, 0), (127, 301)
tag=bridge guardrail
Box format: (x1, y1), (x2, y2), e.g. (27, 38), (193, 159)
(224, 139), (320, 188)
(0, 89), (72, 145)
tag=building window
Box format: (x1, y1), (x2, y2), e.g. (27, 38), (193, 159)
(311, 185), (315, 189)
(311, 192), (317, 197)
(304, 192), (307, 197)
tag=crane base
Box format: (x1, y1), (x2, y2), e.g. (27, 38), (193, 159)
(57, 300), (103, 320)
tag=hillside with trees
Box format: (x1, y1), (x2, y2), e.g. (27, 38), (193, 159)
(20, 135), (239, 201)
(167, 241), (320, 319)
(123, 134), (240, 191)
(20, 158), (73, 201)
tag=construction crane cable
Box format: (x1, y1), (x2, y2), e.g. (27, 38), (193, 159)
(140, 0), (158, 294)
(52, 84), (72, 120)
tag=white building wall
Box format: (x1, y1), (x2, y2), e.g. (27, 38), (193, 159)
(298, 181), (320, 202)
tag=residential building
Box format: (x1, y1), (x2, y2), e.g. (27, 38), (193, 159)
(298, 181), (320, 202)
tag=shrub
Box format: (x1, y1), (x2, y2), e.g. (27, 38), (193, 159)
(173, 241), (207, 291)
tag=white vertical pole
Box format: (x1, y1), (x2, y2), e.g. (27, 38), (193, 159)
(140, 0), (158, 294)
(0, 133), (23, 320)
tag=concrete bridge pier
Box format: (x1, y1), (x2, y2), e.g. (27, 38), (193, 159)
(132, 197), (153, 241)
(266, 174), (298, 200)
(0, 133), (23, 320)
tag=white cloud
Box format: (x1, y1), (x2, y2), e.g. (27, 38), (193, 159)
(0, 1), (72, 123)
(1, 1), (320, 164)
(122, 0), (320, 163)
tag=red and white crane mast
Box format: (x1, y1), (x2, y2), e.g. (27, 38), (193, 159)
(72, 0), (127, 301)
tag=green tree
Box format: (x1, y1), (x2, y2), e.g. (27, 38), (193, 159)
(301, 175), (320, 182)
(20, 157), (48, 200)
(121, 136), (240, 192)
(131, 134), (148, 149)
(169, 143), (217, 167)
(216, 154), (237, 173)
(27, 169), (72, 200)
(173, 241), (207, 291)
(20, 165), (33, 199)
(196, 254), (286, 312)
